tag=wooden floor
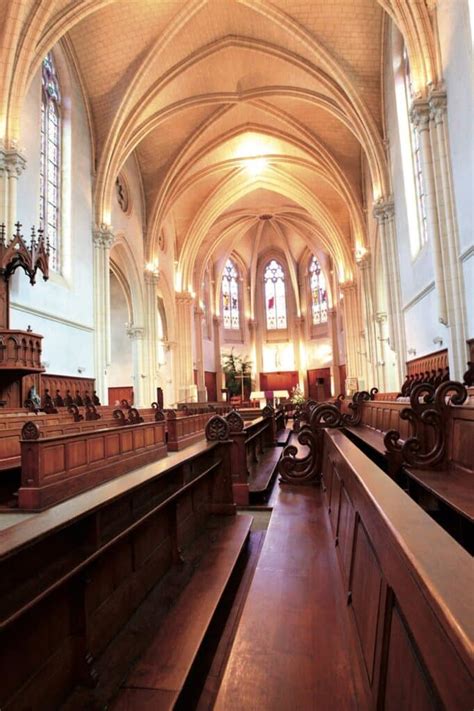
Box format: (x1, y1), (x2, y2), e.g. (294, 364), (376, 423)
(214, 483), (363, 710)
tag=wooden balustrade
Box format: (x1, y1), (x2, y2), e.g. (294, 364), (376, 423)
(18, 418), (167, 510)
(0, 438), (234, 708)
(321, 430), (473, 710)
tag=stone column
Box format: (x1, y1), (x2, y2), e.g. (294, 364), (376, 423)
(248, 318), (261, 391)
(328, 307), (341, 395)
(144, 270), (160, 404)
(175, 291), (196, 402)
(127, 325), (146, 406)
(0, 143), (26, 234)
(373, 198), (405, 386)
(410, 99), (448, 326)
(340, 281), (358, 382)
(213, 315), (224, 400)
(194, 306), (207, 401)
(428, 89), (467, 378)
(375, 312), (388, 393)
(294, 316), (306, 393)
(356, 251), (377, 388)
(93, 224), (115, 404)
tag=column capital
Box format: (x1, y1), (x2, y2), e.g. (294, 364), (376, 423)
(339, 280), (356, 294)
(373, 197), (395, 224)
(356, 250), (371, 270)
(175, 290), (194, 305)
(194, 306), (204, 317)
(126, 325), (145, 340)
(429, 88), (447, 125)
(144, 269), (160, 285)
(409, 98), (431, 131)
(0, 144), (26, 177)
(375, 311), (388, 324)
(93, 223), (115, 248)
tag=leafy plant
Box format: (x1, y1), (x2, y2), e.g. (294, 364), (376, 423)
(289, 384), (305, 404)
(222, 349), (253, 397)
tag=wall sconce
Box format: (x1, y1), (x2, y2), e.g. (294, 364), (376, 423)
(41, 360), (50, 369)
(407, 348), (416, 356)
(433, 336), (443, 347)
(77, 366), (85, 374)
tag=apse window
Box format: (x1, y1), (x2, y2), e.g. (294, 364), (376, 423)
(222, 258), (240, 330)
(264, 259), (287, 330)
(309, 256), (328, 325)
(40, 52), (62, 272)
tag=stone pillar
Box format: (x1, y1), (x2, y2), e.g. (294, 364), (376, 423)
(294, 316), (306, 393)
(175, 291), (196, 402)
(194, 306), (207, 401)
(93, 224), (115, 404)
(213, 315), (224, 400)
(357, 251), (377, 388)
(410, 99), (449, 327)
(375, 312), (388, 392)
(340, 281), (358, 382)
(328, 307), (341, 396)
(248, 318), (261, 391)
(429, 89), (468, 378)
(144, 270), (160, 404)
(0, 143), (26, 234)
(373, 198), (405, 386)
(127, 326), (146, 406)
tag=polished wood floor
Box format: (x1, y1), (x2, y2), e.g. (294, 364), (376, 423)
(214, 484), (363, 710)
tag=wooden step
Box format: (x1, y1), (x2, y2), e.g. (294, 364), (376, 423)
(248, 447), (282, 497)
(275, 427), (292, 447)
(112, 514), (253, 711)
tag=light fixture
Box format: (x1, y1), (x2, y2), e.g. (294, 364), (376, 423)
(145, 258), (160, 278)
(407, 347), (416, 356)
(433, 336), (443, 346)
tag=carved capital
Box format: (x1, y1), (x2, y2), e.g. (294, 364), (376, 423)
(339, 280), (356, 294)
(0, 146), (26, 177)
(144, 270), (160, 285)
(356, 251), (371, 270)
(373, 197), (395, 224)
(409, 99), (431, 131)
(126, 325), (145, 340)
(93, 223), (115, 249)
(175, 291), (194, 306)
(429, 89), (447, 126)
(375, 311), (388, 324)
(194, 306), (204, 318)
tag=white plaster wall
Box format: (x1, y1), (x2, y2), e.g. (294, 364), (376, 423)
(461, 252), (474, 338)
(437, 0), (473, 254)
(11, 57), (94, 377)
(109, 274), (133, 387)
(403, 287), (444, 358)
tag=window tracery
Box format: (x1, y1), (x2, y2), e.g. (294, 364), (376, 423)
(222, 258), (240, 330)
(264, 259), (287, 330)
(309, 256), (328, 325)
(40, 52), (61, 272)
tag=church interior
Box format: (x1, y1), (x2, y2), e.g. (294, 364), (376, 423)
(0, 0), (472, 709)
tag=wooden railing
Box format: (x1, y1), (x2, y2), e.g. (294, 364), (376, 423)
(166, 410), (212, 451)
(18, 418), (167, 509)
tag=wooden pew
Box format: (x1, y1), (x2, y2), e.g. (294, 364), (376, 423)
(216, 431), (473, 710)
(211, 407), (282, 505)
(0, 437), (238, 709)
(18, 418), (167, 510)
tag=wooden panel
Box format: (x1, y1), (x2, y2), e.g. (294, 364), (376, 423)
(205, 371), (217, 402)
(260, 371), (298, 394)
(383, 605), (438, 711)
(41, 373), (95, 400)
(307, 367), (331, 400)
(406, 349), (448, 377)
(337, 484), (356, 585)
(108, 386), (133, 406)
(43, 444), (65, 477)
(349, 518), (383, 686)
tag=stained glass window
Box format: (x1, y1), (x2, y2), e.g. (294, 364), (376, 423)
(264, 259), (287, 330)
(403, 46), (428, 248)
(40, 52), (61, 272)
(222, 258), (240, 329)
(309, 256), (328, 325)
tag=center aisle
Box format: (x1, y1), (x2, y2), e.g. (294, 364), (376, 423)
(214, 483), (363, 710)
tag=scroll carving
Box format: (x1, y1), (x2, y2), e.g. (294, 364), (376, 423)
(154, 407), (166, 421)
(262, 405), (274, 418)
(113, 409), (127, 425)
(127, 407), (144, 424)
(85, 403), (101, 421)
(226, 410), (244, 433)
(384, 380), (467, 469)
(21, 421), (40, 440)
(205, 415), (230, 441)
(68, 404), (83, 422)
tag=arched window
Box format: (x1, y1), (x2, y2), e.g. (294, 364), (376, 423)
(309, 256), (328, 325)
(222, 258), (240, 329)
(403, 46), (428, 248)
(264, 259), (287, 330)
(40, 52), (61, 272)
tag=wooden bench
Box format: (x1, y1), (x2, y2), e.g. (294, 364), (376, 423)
(209, 407), (283, 505)
(0, 437), (237, 709)
(216, 432), (473, 710)
(17, 417), (167, 510)
(166, 410), (212, 451)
